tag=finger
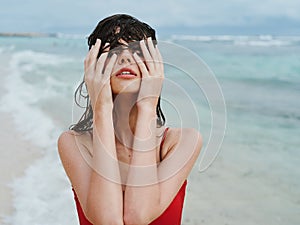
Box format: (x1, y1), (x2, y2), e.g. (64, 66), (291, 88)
(84, 40), (101, 83)
(133, 52), (149, 78)
(95, 43), (110, 76)
(95, 52), (108, 79)
(155, 47), (164, 77)
(103, 54), (117, 81)
(146, 37), (157, 60)
(156, 45), (163, 63)
(86, 39), (101, 68)
(147, 37), (162, 73)
(140, 40), (155, 72)
(84, 45), (93, 67)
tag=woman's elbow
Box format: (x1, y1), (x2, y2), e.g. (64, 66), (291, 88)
(124, 209), (153, 225)
(123, 197), (160, 224)
(85, 204), (123, 225)
(124, 214), (146, 225)
(86, 213), (123, 225)
(97, 219), (124, 225)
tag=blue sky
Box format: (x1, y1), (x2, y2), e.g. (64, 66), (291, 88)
(1, 0), (299, 35)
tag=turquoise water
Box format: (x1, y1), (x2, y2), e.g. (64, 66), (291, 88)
(0, 35), (299, 224)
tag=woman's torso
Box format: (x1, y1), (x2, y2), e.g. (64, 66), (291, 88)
(72, 127), (187, 225)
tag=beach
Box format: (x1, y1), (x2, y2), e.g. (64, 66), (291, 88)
(0, 112), (41, 224)
(0, 59), (42, 223)
(0, 35), (299, 225)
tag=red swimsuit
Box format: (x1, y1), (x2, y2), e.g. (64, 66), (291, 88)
(72, 128), (187, 225)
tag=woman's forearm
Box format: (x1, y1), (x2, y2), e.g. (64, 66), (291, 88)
(124, 108), (160, 224)
(86, 105), (124, 224)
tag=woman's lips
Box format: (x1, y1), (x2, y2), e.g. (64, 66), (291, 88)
(115, 68), (137, 79)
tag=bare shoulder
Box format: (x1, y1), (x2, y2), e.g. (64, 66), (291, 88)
(57, 130), (75, 153)
(57, 130), (94, 214)
(57, 130), (94, 179)
(57, 130), (92, 156)
(161, 127), (202, 160)
(57, 130), (79, 154)
(57, 130), (93, 179)
(57, 130), (91, 142)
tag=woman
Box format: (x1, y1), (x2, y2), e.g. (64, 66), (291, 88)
(57, 14), (202, 225)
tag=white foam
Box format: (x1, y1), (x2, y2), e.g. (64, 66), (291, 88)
(1, 49), (78, 224)
(170, 34), (299, 47)
(0, 45), (15, 53)
(56, 32), (86, 39)
(234, 39), (290, 47)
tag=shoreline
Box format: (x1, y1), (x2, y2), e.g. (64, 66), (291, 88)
(0, 65), (42, 223)
(0, 111), (42, 224)
(0, 32), (57, 38)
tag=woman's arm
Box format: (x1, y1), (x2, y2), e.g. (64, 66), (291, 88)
(58, 39), (124, 225)
(123, 37), (163, 224)
(84, 39), (123, 224)
(124, 121), (202, 225)
(123, 38), (202, 225)
(86, 106), (124, 224)
(123, 107), (160, 224)
(58, 117), (124, 225)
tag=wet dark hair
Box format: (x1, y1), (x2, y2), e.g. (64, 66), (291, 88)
(69, 14), (165, 132)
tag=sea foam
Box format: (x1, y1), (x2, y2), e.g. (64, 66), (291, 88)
(170, 35), (300, 47)
(1, 49), (78, 225)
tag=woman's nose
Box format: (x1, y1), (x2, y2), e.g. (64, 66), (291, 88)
(117, 50), (133, 65)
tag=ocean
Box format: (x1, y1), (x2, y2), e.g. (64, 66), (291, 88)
(0, 34), (299, 224)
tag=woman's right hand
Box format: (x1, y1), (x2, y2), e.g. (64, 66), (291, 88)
(84, 39), (117, 112)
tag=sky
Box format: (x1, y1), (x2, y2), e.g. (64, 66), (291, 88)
(1, 0), (300, 35)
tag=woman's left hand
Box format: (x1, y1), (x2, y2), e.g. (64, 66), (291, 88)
(133, 37), (164, 110)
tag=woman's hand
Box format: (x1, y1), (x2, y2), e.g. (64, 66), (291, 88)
(133, 37), (164, 110)
(84, 39), (117, 112)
